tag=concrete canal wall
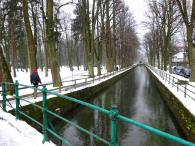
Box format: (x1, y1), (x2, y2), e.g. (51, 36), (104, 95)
(146, 66), (195, 142)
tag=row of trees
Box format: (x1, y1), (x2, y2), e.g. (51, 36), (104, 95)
(144, 0), (195, 81)
(0, 0), (139, 87)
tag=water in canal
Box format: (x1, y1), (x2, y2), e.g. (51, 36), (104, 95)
(54, 66), (183, 146)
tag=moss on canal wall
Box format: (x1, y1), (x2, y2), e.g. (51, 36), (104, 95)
(11, 66), (136, 130)
(147, 67), (195, 142)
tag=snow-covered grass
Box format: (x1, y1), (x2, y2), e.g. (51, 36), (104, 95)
(0, 109), (55, 146)
(1, 66), (109, 99)
(147, 65), (195, 116)
(12, 66), (108, 86)
(5, 65), (136, 110)
(10, 66), (95, 97)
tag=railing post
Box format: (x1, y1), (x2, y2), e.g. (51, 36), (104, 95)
(172, 77), (174, 87)
(110, 105), (119, 146)
(184, 83), (187, 98)
(162, 71), (164, 78)
(74, 80), (76, 87)
(177, 80), (179, 91)
(85, 78), (87, 83)
(169, 75), (170, 84)
(15, 80), (20, 120)
(59, 84), (61, 93)
(165, 73), (167, 82)
(42, 86), (49, 143)
(2, 82), (7, 112)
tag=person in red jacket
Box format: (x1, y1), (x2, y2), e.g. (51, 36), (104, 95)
(30, 67), (42, 99)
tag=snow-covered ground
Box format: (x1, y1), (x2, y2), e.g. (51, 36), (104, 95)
(10, 66), (107, 97)
(1, 66), (110, 99)
(0, 65), (136, 146)
(12, 66), (107, 85)
(0, 109), (55, 146)
(147, 65), (195, 116)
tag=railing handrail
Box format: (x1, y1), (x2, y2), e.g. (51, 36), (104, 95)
(2, 65), (194, 146)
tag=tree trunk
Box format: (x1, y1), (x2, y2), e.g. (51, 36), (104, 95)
(191, 43), (195, 81)
(22, 0), (37, 73)
(40, 0), (48, 77)
(161, 53), (164, 70)
(68, 40), (73, 71)
(112, 0), (117, 68)
(169, 51), (173, 73)
(105, 0), (114, 72)
(0, 45), (14, 94)
(157, 48), (160, 69)
(82, 0), (94, 77)
(11, 19), (17, 77)
(186, 27), (195, 81)
(46, 0), (62, 86)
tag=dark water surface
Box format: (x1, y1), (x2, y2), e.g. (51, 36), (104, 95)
(54, 66), (183, 146)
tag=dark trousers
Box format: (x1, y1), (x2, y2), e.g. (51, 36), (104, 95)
(33, 84), (38, 99)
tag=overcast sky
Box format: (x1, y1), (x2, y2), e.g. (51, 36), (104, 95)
(124, 0), (148, 41)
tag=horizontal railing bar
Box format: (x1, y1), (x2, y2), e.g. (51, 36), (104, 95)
(20, 99), (42, 110)
(19, 110), (42, 127)
(118, 115), (195, 146)
(5, 104), (13, 109)
(0, 89), (15, 92)
(185, 93), (195, 101)
(47, 128), (72, 146)
(6, 100), (15, 109)
(46, 91), (110, 115)
(3, 82), (15, 85)
(47, 110), (110, 145)
(19, 84), (42, 91)
(186, 88), (195, 95)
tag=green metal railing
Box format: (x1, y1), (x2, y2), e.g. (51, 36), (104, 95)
(1, 80), (195, 146)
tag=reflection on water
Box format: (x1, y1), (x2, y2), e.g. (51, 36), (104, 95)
(54, 66), (182, 146)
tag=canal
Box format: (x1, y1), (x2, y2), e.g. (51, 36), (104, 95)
(54, 66), (183, 146)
